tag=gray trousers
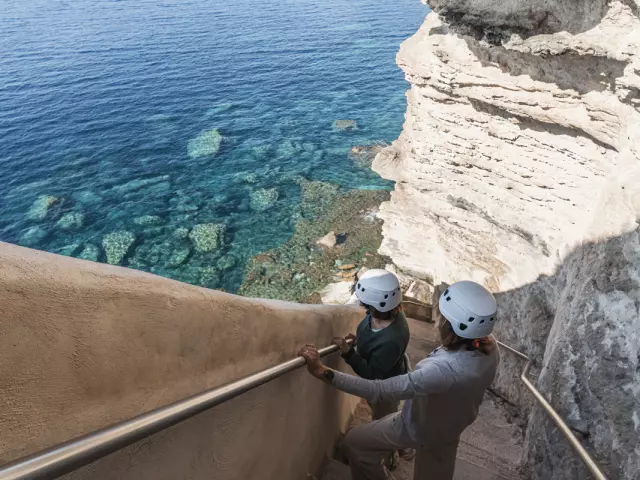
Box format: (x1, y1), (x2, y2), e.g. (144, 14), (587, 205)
(343, 414), (459, 480)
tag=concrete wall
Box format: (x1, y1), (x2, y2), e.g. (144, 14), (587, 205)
(0, 242), (362, 479)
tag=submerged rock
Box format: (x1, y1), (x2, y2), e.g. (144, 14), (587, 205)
(167, 246), (192, 267)
(276, 140), (301, 158)
(333, 120), (358, 131)
(19, 226), (47, 246)
(187, 129), (223, 159)
(217, 254), (239, 271)
(189, 223), (225, 252)
(173, 227), (190, 240)
(175, 203), (199, 214)
(251, 145), (270, 159)
(234, 172), (259, 184)
(199, 266), (220, 288)
(102, 231), (136, 265)
(26, 195), (59, 221)
(133, 215), (163, 226)
(56, 212), (85, 230)
(78, 244), (100, 262)
(249, 188), (279, 212)
(56, 243), (82, 257)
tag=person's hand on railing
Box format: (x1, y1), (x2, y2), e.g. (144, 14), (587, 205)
(332, 336), (353, 354)
(298, 344), (328, 380)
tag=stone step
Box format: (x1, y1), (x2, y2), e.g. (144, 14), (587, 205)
(318, 456), (518, 480)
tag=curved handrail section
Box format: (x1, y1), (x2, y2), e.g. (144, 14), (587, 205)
(0, 340), (609, 480)
(0, 342), (347, 480)
(496, 341), (609, 480)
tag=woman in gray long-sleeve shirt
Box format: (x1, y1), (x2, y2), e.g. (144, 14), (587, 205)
(300, 281), (500, 480)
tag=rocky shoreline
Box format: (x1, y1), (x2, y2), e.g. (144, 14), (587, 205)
(239, 180), (391, 303)
(239, 175), (434, 319)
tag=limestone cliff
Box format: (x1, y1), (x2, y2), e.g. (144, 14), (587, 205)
(374, 1), (640, 478)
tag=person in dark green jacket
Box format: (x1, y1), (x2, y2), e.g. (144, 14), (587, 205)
(333, 269), (410, 420)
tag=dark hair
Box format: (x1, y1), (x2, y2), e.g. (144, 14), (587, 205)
(360, 302), (403, 320)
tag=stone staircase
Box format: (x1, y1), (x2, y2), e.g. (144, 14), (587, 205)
(317, 319), (526, 480)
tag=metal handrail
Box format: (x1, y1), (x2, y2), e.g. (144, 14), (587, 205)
(496, 341), (609, 480)
(0, 342), (347, 480)
(0, 340), (609, 480)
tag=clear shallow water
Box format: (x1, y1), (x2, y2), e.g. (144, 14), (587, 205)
(0, 0), (427, 292)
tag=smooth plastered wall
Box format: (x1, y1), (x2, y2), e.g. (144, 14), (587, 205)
(0, 242), (362, 479)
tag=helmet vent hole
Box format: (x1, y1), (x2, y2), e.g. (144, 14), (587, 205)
(444, 289), (449, 296)
(380, 302), (386, 308)
(357, 283), (361, 290)
(459, 323), (467, 331)
(384, 294), (388, 299)
(480, 319), (485, 324)
(446, 296), (451, 301)
(490, 317), (495, 321)
(362, 288), (366, 292)
(468, 317), (475, 322)
(392, 292), (396, 296)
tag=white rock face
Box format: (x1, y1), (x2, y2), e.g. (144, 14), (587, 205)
(319, 281), (356, 305)
(375, 2), (640, 479)
(316, 231), (337, 249)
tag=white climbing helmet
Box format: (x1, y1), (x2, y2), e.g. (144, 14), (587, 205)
(355, 269), (402, 313)
(438, 281), (497, 339)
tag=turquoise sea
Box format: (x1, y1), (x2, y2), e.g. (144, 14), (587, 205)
(0, 0), (427, 292)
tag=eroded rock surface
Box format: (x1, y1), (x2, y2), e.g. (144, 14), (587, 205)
(374, 2), (640, 479)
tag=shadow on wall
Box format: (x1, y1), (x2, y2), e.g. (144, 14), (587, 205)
(463, 37), (627, 96)
(491, 226), (640, 480)
(427, 0), (617, 35)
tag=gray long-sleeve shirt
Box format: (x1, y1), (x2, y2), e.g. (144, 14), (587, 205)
(333, 343), (499, 449)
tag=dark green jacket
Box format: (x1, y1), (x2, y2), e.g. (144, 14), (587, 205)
(342, 312), (410, 380)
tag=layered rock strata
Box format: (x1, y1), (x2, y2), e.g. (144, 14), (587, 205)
(374, 2), (640, 479)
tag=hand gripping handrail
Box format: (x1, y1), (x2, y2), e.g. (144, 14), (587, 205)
(496, 341), (609, 480)
(0, 340), (610, 480)
(0, 341), (348, 480)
